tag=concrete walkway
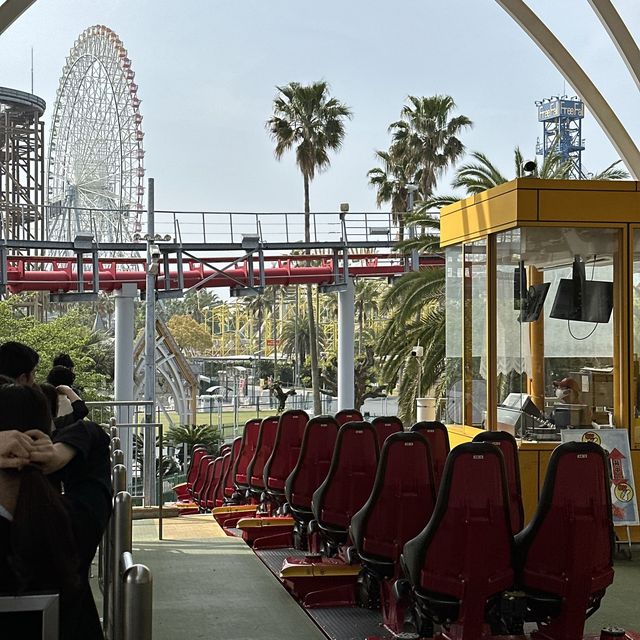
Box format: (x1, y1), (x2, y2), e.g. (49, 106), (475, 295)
(586, 554), (640, 633)
(132, 516), (326, 640)
(132, 516), (640, 639)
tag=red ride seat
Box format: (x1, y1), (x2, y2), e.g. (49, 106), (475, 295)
(185, 447), (208, 496)
(247, 416), (280, 494)
(351, 431), (436, 572)
(213, 453), (233, 507)
(263, 409), (309, 496)
(473, 430), (524, 533)
(232, 418), (262, 491)
(201, 457), (224, 510)
(410, 421), (450, 490)
(173, 445), (208, 501)
(402, 442), (513, 640)
(284, 415), (340, 520)
(335, 408), (363, 426)
(222, 436), (242, 501)
(190, 455), (215, 504)
(370, 416), (403, 449)
(311, 421), (379, 552)
(514, 441), (614, 639)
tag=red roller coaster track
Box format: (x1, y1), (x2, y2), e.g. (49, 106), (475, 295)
(6, 254), (444, 294)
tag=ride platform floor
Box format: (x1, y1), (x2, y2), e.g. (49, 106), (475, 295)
(130, 516), (640, 640)
(131, 515), (326, 640)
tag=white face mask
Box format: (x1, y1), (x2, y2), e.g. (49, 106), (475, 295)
(556, 388), (570, 399)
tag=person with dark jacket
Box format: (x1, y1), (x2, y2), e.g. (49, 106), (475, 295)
(45, 365), (89, 429)
(0, 383), (111, 639)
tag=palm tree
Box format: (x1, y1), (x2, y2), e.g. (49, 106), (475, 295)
(367, 147), (420, 240)
(354, 280), (384, 355)
(280, 311), (325, 379)
(453, 147), (629, 194)
(378, 212), (444, 421)
(267, 81), (352, 414)
(389, 95), (472, 199)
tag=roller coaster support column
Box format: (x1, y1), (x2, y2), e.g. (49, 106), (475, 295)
(143, 178), (157, 505)
(115, 282), (137, 483)
(337, 276), (355, 410)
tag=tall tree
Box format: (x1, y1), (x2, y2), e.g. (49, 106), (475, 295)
(354, 280), (384, 355)
(367, 147), (420, 240)
(266, 81), (352, 414)
(452, 147), (629, 195)
(389, 95), (472, 199)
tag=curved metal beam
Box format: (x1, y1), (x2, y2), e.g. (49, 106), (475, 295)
(587, 0), (640, 92)
(495, 0), (640, 179)
(0, 0), (36, 36)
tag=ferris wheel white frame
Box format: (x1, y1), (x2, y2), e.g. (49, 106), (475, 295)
(47, 24), (145, 244)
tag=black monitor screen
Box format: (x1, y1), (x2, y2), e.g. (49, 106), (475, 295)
(550, 278), (613, 324)
(582, 280), (614, 323)
(519, 282), (550, 323)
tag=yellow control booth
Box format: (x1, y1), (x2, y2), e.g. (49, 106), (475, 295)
(439, 178), (640, 534)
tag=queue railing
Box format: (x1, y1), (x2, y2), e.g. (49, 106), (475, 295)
(101, 416), (153, 640)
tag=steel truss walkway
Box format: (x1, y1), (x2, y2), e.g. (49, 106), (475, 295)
(0, 207), (442, 298)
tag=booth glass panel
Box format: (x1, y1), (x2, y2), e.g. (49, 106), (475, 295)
(495, 226), (617, 439)
(495, 229), (527, 434)
(633, 230), (640, 423)
(464, 239), (487, 427)
(444, 245), (463, 424)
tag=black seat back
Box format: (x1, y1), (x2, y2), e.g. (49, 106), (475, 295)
(311, 421), (379, 534)
(402, 442), (513, 634)
(351, 431), (436, 567)
(370, 416), (403, 449)
(335, 408), (363, 426)
(472, 430), (524, 533)
(263, 409), (309, 495)
(514, 441), (614, 639)
(411, 421), (450, 490)
(284, 415), (339, 516)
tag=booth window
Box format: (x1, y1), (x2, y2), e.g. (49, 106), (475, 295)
(464, 239), (487, 427)
(633, 230), (640, 423)
(495, 227), (617, 439)
(444, 245), (463, 424)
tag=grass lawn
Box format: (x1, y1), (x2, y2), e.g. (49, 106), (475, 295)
(157, 407), (281, 440)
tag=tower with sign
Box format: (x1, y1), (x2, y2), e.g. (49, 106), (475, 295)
(535, 96), (585, 178)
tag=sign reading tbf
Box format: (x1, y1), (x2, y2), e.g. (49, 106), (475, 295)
(538, 99), (584, 122)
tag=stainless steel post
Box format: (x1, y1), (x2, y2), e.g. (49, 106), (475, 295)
(122, 555), (153, 640)
(110, 417), (118, 440)
(337, 277), (355, 410)
(144, 178), (157, 505)
(114, 284), (137, 483)
(112, 491), (132, 640)
(111, 436), (121, 453)
(112, 450), (124, 467)
(112, 464), (127, 494)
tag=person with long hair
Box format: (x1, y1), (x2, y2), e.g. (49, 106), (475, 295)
(0, 382), (111, 639)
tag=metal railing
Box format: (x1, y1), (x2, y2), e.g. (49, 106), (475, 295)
(101, 416), (153, 640)
(87, 401), (160, 506)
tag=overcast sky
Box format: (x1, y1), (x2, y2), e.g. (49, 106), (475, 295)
(1, 0), (639, 214)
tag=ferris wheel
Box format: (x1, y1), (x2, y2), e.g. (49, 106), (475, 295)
(47, 25), (145, 244)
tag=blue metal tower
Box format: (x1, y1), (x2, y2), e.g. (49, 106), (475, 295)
(535, 96), (585, 178)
